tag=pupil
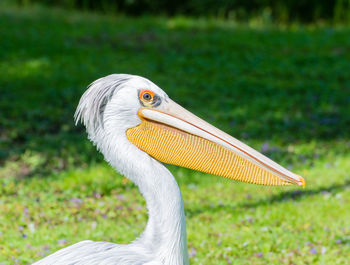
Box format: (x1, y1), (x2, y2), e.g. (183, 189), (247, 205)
(143, 93), (151, 100)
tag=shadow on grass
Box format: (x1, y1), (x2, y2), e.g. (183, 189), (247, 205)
(186, 179), (350, 217)
(242, 179), (350, 207)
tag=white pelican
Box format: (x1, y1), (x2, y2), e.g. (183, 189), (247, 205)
(33, 74), (305, 265)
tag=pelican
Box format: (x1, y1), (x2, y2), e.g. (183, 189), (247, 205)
(33, 74), (305, 265)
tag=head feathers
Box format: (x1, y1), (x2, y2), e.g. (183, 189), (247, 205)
(74, 74), (134, 133)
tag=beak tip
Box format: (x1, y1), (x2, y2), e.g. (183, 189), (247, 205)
(296, 175), (306, 187)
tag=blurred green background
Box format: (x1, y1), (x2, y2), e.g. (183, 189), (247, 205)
(0, 1), (350, 264)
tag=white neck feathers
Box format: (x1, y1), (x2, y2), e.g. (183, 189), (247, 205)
(95, 129), (189, 265)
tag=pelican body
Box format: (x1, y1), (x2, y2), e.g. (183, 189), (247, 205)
(33, 74), (305, 265)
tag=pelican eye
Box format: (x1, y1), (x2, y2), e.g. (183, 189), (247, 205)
(139, 89), (161, 107)
(143, 92), (152, 101)
(139, 89), (155, 103)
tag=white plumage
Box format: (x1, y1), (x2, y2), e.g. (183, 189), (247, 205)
(34, 75), (188, 265)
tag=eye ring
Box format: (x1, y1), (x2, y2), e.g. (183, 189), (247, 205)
(140, 90), (154, 102)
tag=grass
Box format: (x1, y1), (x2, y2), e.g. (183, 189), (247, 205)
(1, 5), (350, 264)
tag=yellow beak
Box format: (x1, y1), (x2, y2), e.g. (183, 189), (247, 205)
(127, 99), (305, 187)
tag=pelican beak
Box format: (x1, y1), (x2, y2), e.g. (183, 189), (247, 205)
(127, 99), (305, 187)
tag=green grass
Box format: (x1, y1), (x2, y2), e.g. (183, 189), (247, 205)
(1, 5), (350, 264)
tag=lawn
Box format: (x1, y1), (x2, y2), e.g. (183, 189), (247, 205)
(0, 5), (350, 265)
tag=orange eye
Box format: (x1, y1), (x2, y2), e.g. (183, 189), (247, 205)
(140, 90), (154, 102)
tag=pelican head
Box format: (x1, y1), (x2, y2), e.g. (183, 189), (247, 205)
(75, 74), (305, 187)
